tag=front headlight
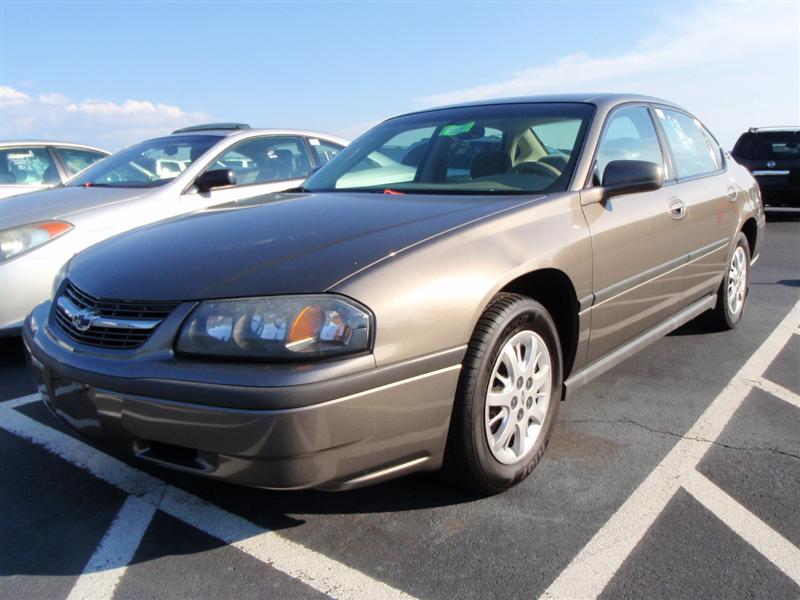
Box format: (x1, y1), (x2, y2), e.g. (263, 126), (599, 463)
(176, 295), (372, 360)
(0, 221), (73, 263)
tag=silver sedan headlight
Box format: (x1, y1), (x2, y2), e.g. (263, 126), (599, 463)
(0, 221), (73, 263)
(176, 295), (372, 360)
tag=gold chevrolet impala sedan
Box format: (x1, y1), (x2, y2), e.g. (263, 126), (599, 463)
(25, 94), (765, 494)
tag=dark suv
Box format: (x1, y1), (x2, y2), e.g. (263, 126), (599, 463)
(732, 127), (800, 210)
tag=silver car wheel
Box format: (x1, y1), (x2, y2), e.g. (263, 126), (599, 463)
(485, 330), (552, 465)
(727, 246), (747, 316)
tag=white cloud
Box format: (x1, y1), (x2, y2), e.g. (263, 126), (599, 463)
(417, 2), (800, 148)
(0, 86), (210, 151)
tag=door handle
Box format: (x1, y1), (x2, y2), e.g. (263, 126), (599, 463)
(727, 187), (738, 202)
(669, 198), (686, 220)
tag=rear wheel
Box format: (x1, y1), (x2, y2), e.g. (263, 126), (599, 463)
(705, 232), (751, 330)
(444, 294), (562, 494)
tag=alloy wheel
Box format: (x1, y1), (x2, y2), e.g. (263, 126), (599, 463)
(727, 246), (747, 316)
(484, 330), (552, 465)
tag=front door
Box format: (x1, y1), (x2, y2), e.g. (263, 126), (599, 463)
(583, 105), (688, 363)
(182, 135), (313, 208)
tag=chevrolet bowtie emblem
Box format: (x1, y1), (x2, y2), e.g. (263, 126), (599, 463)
(71, 308), (99, 332)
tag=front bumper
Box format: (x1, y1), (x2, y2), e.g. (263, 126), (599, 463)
(24, 301), (463, 490)
(760, 187), (800, 209)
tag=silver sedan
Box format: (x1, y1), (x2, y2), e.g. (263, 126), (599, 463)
(0, 141), (108, 200)
(0, 124), (347, 334)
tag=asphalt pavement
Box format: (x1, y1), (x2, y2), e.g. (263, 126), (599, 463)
(1, 216), (798, 600)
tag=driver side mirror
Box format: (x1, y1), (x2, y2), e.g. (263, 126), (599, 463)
(602, 160), (664, 198)
(195, 169), (236, 193)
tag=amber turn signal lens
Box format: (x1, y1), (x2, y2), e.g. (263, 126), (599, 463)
(287, 306), (325, 347)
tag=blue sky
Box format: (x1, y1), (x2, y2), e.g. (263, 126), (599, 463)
(1, 1), (798, 150)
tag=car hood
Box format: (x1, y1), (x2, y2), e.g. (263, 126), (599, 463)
(0, 186), (149, 228)
(68, 191), (539, 301)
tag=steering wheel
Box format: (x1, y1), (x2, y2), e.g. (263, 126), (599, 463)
(510, 161), (561, 179)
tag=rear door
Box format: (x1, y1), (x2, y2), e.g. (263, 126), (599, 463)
(52, 146), (108, 179)
(583, 104), (688, 363)
(654, 107), (738, 303)
(183, 135), (313, 208)
(0, 145), (61, 199)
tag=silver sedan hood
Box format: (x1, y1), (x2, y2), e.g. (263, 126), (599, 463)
(0, 186), (149, 229)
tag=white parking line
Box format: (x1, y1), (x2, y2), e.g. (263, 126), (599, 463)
(0, 397), (419, 600)
(66, 494), (160, 600)
(754, 377), (800, 409)
(541, 299), (800, 599)
(683, 471), (800, 584)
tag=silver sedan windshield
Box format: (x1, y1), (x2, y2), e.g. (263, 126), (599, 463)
(69, 135), (221, 188)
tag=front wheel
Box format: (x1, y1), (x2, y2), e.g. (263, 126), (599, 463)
(705, 232), (751, 330)
(443, 294), (562, 494)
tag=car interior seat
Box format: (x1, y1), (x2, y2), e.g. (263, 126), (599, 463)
(41, 164), (60, 184)
(0, 157), (16, 184)
(470, 150), (512, 179)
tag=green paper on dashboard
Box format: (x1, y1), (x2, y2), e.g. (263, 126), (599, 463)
(440, 121), (475, 137)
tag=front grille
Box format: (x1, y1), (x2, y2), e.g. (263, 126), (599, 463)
(52, 280), (179, 349)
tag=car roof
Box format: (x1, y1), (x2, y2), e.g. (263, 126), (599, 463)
(0, 140), (109, 153)
(167, 128), (349, 146)
(744, 126), (800, 134)
(394, 93), (685, 118)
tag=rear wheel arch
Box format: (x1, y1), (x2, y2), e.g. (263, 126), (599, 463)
(741, 217), (757, 260)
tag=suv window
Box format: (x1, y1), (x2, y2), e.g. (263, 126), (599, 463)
(211, 136), (311, 186)
(0, 147), (59, 185)
(309, 138), (343, 166)
(733, 131), (800, 160)
(656, 108), (720, 178)
(595, 106), (664, 183)
(55, 147), (107, 176)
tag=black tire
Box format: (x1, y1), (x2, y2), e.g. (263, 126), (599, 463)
(443, 293), (563, 494)
(704, 232), (751, 330)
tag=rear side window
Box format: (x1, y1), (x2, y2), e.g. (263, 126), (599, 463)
(656, 108), (720, 179)
(309, 138), (343, 166)
(55, 147), (107, 175)
(595, 106), (664, 183)
(733, 131), (800, 159)
(0, 147), (59, 185)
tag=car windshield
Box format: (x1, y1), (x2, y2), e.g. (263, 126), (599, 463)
(304, 103), (593, 195)
(69, 135), (221, 188)
(733, 131), (800, 160)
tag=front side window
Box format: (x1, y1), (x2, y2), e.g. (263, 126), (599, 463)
(208, 136), (311, 186)
(595, 106), (664, 183)
(304, 103), (594, 195)
(0, 147), (59, 186)
(656, 108), (720, 179)
(70, 135), (221, 188)
(55, 147), (107, 176)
